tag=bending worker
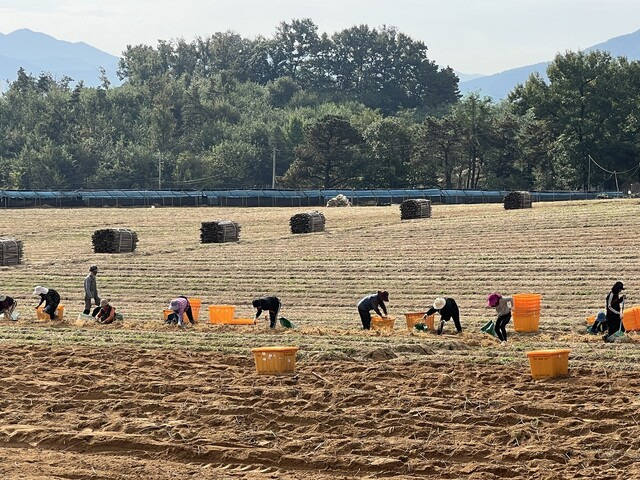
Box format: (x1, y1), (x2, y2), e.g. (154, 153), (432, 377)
(486, 292), (512, 343)
(33, 286), (61, 320)
(167, 296), (195, 327)
(0, 294), (18, 321)
(253, 296), (281, 329)
(425, 297), (462, 335)
(83, 265), (100, 316)
(95, 299), (116, 324)
(357, 290), (389, 330)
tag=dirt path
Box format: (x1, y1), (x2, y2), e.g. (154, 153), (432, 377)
(0, 344), (638, 479)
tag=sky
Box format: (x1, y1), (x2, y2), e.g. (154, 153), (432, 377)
(1, 0), (640, 75)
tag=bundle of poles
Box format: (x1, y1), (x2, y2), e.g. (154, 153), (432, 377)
(200, 221), (241, 243)
(0, 238), (23, 266)
(400, 199), (432, 220)
(503, 191), (532, 210)
(290, 211), (326, 234)
(92, 229), (138, 253)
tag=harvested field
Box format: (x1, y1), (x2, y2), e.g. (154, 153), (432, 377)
(0, 199), (639, 479)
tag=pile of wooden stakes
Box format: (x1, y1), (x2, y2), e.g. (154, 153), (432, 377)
(200, 221), (241, 243)
(290, 211), (326, 234)
(92, 229), (138, 253)
(0, 238), (23, 266)
(400, 199), (432, 220)
(504, 191), (532, 210)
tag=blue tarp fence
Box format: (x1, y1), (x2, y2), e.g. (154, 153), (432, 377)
(0, 189), (624, 208)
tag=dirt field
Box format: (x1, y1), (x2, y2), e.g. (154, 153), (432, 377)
(1, 199), (639, 478)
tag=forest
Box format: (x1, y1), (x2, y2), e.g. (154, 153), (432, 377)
(1, 19), (639, 191)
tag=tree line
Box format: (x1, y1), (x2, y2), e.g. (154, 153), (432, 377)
(1, 19), (639, 192)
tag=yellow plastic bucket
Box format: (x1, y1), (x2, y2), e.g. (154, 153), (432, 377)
(526, 349), (571, 379)
(372, 316), (395, 331)
(208, 305), (236, 324)
(623, 306), (640, 331)
(251, 346), (299, 374)
(36, 304), (65, 321)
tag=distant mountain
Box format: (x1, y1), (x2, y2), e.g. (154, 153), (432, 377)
(0, 29), (120, 90)
(454, 71), (485, 83)
(459, 28), (640, 100)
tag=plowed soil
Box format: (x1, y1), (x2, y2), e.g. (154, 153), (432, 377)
(0, 344), (639, 479)
(1, 199), (640, 478)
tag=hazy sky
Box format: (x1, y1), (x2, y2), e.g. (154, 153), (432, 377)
(1, 0), (640, 74)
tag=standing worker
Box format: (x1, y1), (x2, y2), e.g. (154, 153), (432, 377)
(357, 290), (389, 330)
(253, 296), (281, 329)
(167, 296), (195, 327)
(425, 297), (462, 334)
(603, 281), (625, 342)
(486, 292), (513, 343)
(83, 265), (100, 316)
(33, 286), (61, 320)
(0, 294), (18, 321)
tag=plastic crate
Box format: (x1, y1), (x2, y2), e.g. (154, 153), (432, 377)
(526, 349), (571, 379)
(404, 312), (434, 331)
(372, 316), (395, 331)
(251, 346), (299, 374)
(36, 304), (65, 321)
(188, 297), (202, 322)
(623, 307), (640, 331)
(208, 305), (236, 324)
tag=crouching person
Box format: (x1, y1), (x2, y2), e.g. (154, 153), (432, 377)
(95, 299), (116, 324)
(0, 294), (18, 321)
(33, 286), (61, 320)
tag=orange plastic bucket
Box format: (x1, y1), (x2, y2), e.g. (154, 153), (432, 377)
(208, 305), (236, 324)
(404, 312), (434, 331)
(372, 316), (395, 331)
(188, 297), (202, 322)
(526, 349), (571, 379)
(623, 307), (640, 331)
(36, 304), (65, 321)
(251, 346), (299, 374)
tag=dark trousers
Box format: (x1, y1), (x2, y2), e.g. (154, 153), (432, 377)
(606, 313), (624, 334)
(437, 314), (463, 334)
(44, 301), (60, 320)
(359, 309), (371, 330)
(178, 297), (195, 324)
(495, 313), (511, 341)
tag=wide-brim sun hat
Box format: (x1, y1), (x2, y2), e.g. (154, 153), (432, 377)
(33, 286), (49, 296)
(433, 297), (446, 310)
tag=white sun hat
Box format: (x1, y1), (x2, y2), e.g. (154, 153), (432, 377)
(433, 297), (446, 310)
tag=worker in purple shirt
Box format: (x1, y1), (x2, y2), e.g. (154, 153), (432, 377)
(167, 296), (195, 327)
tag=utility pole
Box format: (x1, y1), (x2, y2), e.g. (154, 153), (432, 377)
(271, 147), (276, 189)
(158, 154), (162, 190)
(587, 154), (591, 192)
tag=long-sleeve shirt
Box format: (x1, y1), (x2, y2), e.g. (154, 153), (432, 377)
(84, 273), (99, 301)
(37, 289), (60, 308)
(170, 297), (189, 321)
(357, 294), (387, 316)
(606, 292), (624, 316)
(254, 296), (281, 318)
(495, 297), (512, 317)
(426, 298), (459, 321)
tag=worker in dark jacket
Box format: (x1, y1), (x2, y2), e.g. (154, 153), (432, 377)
(425, 297), (462, 334)
(33, 286), (61, 320)
(603, 281), (625, 342)
(0, 294), (18, 321)
(83, 265), (100, 315)
(253, 296), (281, 329)
(357, 290), (389, 330)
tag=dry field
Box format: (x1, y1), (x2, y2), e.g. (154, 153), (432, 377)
(0, 199), (639, 479)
